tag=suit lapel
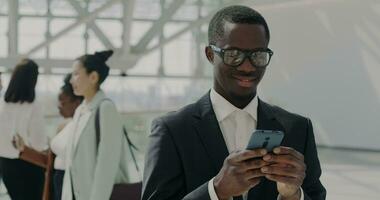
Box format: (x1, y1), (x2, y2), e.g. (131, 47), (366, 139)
(256, 99), (285, 132)
(72, 110), (92, 158)
(71, 91), (107, 160)
(248, 98), (285, 199)
(193, 92), (229, 173)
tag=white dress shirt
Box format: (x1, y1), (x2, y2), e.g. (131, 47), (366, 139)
(61, 99), (93, 200)
(50, 119), (75, 170)
(65, 100), (93, 171)
(0, 100), (48, 158)
(207, 89), (304, 200)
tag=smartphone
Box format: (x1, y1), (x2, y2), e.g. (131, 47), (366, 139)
(246, 130), (284, 152)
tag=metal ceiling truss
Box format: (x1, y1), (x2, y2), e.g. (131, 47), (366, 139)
(67, 0), (115, 50)
(0, 0), (337, 77)
(1, 0), (194, 76)
(24, 0), (121, 57)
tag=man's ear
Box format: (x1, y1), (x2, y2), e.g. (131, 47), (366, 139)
(205, 46), (214, 64)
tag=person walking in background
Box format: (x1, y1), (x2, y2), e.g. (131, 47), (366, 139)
(56, 73), (84, 131)
(50, 73), (83, 200)
(61, 50), (131, 200)
(13, 73), (84, 200)
(0, 58), (49, 200)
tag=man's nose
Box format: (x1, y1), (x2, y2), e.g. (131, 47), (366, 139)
(236, 57), (256, 73)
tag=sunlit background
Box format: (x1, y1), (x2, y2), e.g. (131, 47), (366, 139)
(1, 0), (380, 199)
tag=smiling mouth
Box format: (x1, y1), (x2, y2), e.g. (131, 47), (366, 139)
(232, 75), (257, 88)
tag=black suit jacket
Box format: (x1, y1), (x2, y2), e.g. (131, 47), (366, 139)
(142, 92), (326, 200)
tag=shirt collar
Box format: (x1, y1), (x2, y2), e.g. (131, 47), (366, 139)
(79, 90), (107, 113)
(210, 88), (258, 122)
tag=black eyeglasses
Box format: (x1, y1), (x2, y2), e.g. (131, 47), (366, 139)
(209, 45), (273, 68)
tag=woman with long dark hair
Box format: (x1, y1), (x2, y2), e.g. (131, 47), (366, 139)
(0, 58), (48, 200)
(12, 73), (84, 200)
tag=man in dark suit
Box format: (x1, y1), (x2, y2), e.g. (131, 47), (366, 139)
(142, 5), (326, 200)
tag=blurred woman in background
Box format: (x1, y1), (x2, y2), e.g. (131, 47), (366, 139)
(61, 50), (130, 200)
(0, 58), (48, 200)
(50, 74), (83, 200)
(56, 74), (84, 128)
(13, 73), (83, 200)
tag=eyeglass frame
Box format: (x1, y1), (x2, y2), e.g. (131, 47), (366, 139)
(209, 44), (274, 68)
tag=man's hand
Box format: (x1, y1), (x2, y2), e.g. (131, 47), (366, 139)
(261, 146), (306, 199)
(213, 149), (269, 200)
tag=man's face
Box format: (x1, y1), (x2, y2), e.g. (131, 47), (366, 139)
(207, 22), (269, 101)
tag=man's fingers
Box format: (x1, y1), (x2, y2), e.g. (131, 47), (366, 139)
(261, 165), (305, 179)
(228, 149), (267, 163)
(263, 154), (306, 169)
(265, 174), (301, 186)
(273, 147), (304, 161)
(240, 158), (271, 171)
(245, 169), (266, 180)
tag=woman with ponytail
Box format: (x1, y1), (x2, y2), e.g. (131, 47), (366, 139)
(61, 50), (131, 200)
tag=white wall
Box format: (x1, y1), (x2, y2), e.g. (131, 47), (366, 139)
(257, 0), (380, 150)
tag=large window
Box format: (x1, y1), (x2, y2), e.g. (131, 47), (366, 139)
(0, 16), (8, 57)
(18, 17), (47, 58)
(0, 0), (214, 78)
(49, 18), (85, 59)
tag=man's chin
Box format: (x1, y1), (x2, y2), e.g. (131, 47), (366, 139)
(231, 86), (257, 99)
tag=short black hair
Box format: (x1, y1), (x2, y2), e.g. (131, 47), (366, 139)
(61, 73), (83, 102)
(4, 58), (39, 103)
(76, 50), (113, 86)
(208, 5), (270, 45)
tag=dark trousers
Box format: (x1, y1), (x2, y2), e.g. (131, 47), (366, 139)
(0, 157), (44, 200)
(53, 169), (64, 200)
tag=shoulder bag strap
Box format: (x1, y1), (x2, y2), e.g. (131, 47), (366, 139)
(95, 99), (140, 172)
